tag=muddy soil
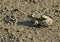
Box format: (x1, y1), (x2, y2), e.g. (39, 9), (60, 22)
(0, 0), (60, 42)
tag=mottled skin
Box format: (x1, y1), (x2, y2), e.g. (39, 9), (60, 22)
(40, 15), (53, 26)
(28, 14), (53, 27)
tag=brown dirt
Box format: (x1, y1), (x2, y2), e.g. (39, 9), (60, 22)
(0, 0), (60, 42)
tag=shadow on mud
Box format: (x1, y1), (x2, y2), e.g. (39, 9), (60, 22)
(17, 21), (41, 28)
